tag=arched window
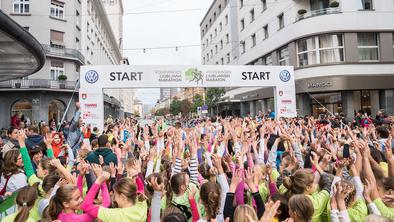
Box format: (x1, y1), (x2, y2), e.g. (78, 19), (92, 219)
(11, 99), (33, 126)
(48, 99), (66, 125)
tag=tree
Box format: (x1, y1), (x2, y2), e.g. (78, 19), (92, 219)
(192, 94), (204, 113)
(170, 97), (181, 116)
(206, 88), (225, 108)
(155, 108), (170, 116)
(180, 99), (192, 115)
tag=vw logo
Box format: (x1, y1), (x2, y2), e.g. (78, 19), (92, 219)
(279, 70), (291, 82)
(85, 70), (99, 84)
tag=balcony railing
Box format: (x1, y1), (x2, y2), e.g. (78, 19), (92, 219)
(0, 79), (78, 90)
(42, 44), (85, 64)
(295, 7), (341, 22)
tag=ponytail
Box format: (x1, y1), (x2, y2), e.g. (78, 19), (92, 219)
(14, 184), (39, 222)
(43, 184), (78, 220)
(200, 182), (221, 219)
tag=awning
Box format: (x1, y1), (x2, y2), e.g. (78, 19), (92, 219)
(0, 10), (45, 81)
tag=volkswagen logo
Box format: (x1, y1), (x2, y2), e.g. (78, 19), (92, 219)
(85, 70), (99, 84)
(279, 70), (291, 82)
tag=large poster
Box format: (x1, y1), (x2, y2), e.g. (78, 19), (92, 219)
(80, 65), (296, 130)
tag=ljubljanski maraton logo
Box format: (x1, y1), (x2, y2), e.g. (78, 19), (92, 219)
(185, 68), (203, 85)
(279, 70), (291, 82)
(85, 70), (99, 84)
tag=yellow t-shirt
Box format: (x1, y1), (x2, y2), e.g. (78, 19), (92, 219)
(2, 212), (36, 222)
(98, 201), (148, 222)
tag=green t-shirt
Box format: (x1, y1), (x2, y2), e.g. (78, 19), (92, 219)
(308, 190), (330, 222)
(374, 198), (394, 219)
(98, 200), (148, 222)
(2, 212), (36, 222)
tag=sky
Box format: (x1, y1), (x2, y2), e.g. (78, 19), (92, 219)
(122, 0), (213, 106)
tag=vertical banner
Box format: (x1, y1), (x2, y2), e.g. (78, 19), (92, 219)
(79, 89), (104, 131)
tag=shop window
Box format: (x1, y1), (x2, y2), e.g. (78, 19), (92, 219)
(311, 92), (342, 117)
(11, 100), (33, 124)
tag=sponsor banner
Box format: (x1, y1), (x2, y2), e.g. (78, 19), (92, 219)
(80, 65), (296, 130)
(80, 65), (294, 88)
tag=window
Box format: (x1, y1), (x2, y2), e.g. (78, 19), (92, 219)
(214, 28), (217, 37)
(250, 9), (255, 22)
(220, 40), (223, 49)
(203, 43), (205, 50)
(215, 45), (218, 54)
(203, 57), (205, 64)
(226, 53), (230, 63)
(261, 0), (267, 11)
(240, 18), (245, 31)
(278, 46), (289, 65)
(225, 15), (229, 25)
(50, 1), (65, 19)
(226, 34), (229, 44)
(392, 33), (394, 59)
(23, 26), (29, 31)
(278, 13), (284, 30)
(50, 30), (64, 47)
(251, 34), (256, 47)
(218, 5), (222, 13)
(241, 41), (246, 54)
(358, 33), (379, 61)
(263, 25), (268, 39)
(221, 58), (224, 64)
(362, 0), (373, 10)
(297, 34), (344, 67)
(202, 29), (205, 37)
(13, 0), (30, 13)
(216, 61), (219, 65)
(206, 39), (208, 46)
(214, 12), (216, 20)
(219, 22), (223, 31)
(210, 34), (213, 42)
(263, 54), (272, 65)
(210, 49), (213, 58)
(50, 61), (64, 80)
(209, 19), (212, 26)
(207, 53), (209, 62)
(240, 0), (243, 8)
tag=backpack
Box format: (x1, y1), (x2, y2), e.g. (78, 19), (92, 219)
(0, 174), (12, 196)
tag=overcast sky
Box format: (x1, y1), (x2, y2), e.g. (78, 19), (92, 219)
(122, 0), (213, 106)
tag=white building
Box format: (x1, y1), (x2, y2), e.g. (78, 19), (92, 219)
(0, 0), (125, 127)
(200, 0), (394, 118)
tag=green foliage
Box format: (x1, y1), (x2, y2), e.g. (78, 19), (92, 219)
(57, 74), (67, 81)
(180, 99), (192, 115)
(206, 88), (225, 108)
(192, 94), (204, 113)
(330, 1), (339, 7)
(170, 97), (181, 115)
(155, 108), (170, 116)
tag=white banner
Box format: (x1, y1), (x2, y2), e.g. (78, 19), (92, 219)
(80, 65), (296, 130)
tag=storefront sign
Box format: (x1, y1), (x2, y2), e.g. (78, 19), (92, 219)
(307, 81), (332, 89)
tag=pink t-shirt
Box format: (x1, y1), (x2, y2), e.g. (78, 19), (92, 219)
(57, 212), (94, 222)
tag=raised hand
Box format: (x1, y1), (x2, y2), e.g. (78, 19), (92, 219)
(149, 176), (165, 193)
(212, 154), (224, 174)
(17, 130), (26, 147)
(44, 132), (53, 147)
(109, 162), (116, 177)
(96, 171), (111, 184)
(245, 167), (257, 193)
(91, 163), (103, 178)
(229, 169), (243, 193)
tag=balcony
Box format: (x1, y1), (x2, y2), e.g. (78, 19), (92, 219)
(42, 44), (85, 64)
(0, 79), (78, 90)
(295, 7), (341, 22)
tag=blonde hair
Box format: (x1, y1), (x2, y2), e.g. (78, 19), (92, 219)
(233, 205), (257, 222)
(288, 194), (314, 222)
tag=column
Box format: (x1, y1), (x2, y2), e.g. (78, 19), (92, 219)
(370, 90), (380, 116)
(297, 94), (312, 117)
(249, 100), (256, 117)
(380, 90), (394, 115)
(342, 91), (356, 119)
(240, 102), (247, 117)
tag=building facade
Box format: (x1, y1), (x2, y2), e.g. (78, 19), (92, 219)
(200, 0), (394, 118)
(0, 0), (124, 128)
